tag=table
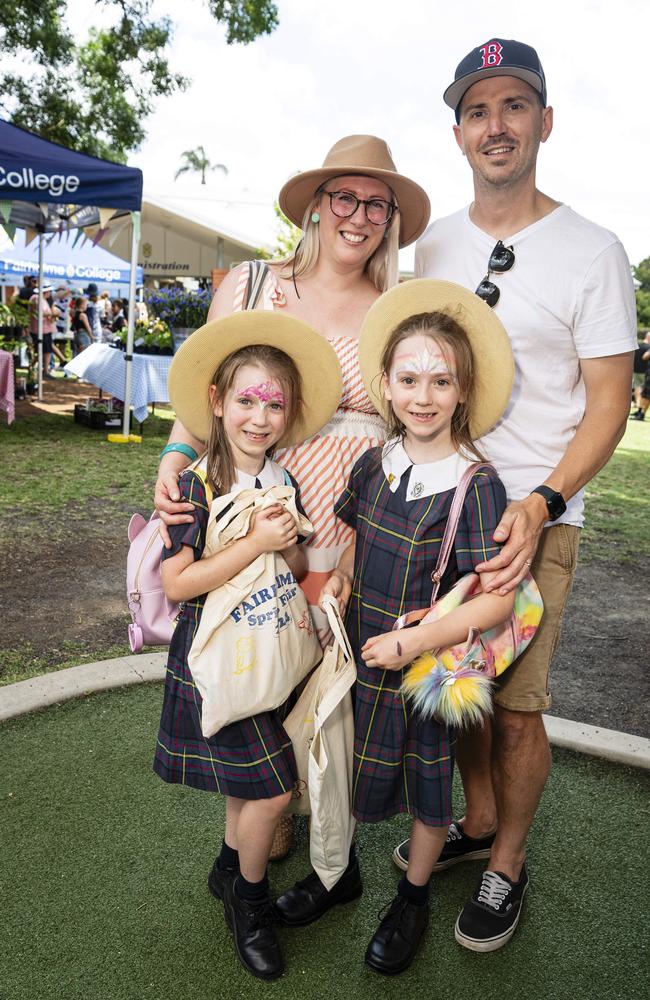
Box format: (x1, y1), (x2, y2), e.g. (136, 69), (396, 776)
(0, 350), (15, 424)
(65, 344), (172, 423)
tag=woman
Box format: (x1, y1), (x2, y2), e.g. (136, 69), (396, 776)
(71, 297), (93, 354)
(154, 133), (430, 857)
(156, 134), (430, 626)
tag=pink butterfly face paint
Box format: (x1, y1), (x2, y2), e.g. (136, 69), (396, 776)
(235, 380), (286, 411)
(389, 336), (457, 385)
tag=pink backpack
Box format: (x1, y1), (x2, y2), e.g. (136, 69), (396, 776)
(126, 468), (212, 653)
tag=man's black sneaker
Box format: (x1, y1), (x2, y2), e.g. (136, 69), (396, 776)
(364, 894), (429, 975)
(207, 858), (238, 901)
(392, 820), (496, 873)
(454, 865), (529, 952)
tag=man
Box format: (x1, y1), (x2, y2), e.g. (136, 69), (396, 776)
(84, 283), (102, 342)
(393, 38), (636, 953)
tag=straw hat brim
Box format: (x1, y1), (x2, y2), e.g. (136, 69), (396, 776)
(168, 311), (343, 447)
(278, 167), (431, 248)
(358, 280), (515, 440)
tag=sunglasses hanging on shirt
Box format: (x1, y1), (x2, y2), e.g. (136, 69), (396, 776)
(475, 241), (515, 308)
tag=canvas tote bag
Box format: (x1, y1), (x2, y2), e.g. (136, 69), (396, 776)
(284, 596), (357, 889)
(188, 483), (322, 737)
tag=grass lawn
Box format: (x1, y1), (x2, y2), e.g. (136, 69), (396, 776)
(2, 683), (648, 1000)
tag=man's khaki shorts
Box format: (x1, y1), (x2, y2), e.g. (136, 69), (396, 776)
(495, 524), (580, 713)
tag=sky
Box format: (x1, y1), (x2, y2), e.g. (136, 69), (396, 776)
(63, 0), (649, 270)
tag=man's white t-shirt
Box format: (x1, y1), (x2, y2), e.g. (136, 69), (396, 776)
(415, 204), (637, 526)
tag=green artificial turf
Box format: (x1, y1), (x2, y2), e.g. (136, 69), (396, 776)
(1, 683), (648, 1000)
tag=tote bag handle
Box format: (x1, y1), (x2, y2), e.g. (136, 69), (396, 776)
(321, 595), (354, 663)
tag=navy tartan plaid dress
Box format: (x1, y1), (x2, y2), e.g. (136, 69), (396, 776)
(153, 467), (299, 799)
(334, 445), (507, 827)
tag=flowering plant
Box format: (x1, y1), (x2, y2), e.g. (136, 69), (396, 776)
(146, 287), (211, 329)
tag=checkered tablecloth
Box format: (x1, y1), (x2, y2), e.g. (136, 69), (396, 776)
(0, 350), (15, 424)
(65, 344), (172, 422)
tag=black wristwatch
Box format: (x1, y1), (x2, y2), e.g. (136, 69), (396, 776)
(531, 485), (566, 521)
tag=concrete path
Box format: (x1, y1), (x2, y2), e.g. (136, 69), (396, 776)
(1, 652), (648, 771)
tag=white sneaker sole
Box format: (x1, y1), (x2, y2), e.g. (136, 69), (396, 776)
(454, 883), (528, 953)
(392, 845), (492, 873)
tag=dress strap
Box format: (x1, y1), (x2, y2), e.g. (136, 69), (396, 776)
(231, 260), (286, 313)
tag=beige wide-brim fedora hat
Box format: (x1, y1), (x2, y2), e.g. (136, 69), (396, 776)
(278, 135), (431, 248)
(168, 310), (343, 447)
(358, 279), (515, 439)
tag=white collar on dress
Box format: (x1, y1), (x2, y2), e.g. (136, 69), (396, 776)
(195, 455), (285, 494)
(381, 438), (475, 501)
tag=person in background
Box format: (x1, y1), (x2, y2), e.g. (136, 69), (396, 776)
(29, 283), (65, 378)
(84, 283), (102, 342)
(71, 296), (93, 354)
(110, 298), (126, 336)
(631, 332), (650, 421)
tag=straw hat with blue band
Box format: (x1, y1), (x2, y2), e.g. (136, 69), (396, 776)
(168, 310), (343, 448)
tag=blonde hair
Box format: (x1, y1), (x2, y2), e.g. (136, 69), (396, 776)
(379, 311), (486, 462)
(276, 179), (400, 292)
(206, 345), (303, 495)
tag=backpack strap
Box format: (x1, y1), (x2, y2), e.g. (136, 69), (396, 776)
(429, 462), (496, 604)
(186, 458), (214, 505)
(283, 468), (292, 487)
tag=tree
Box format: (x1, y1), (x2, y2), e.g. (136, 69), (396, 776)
(175, 146), (228, 185)
(633, 257), (650, 332)
(0, 0), (279, 163)
(258, 202), (302, 261)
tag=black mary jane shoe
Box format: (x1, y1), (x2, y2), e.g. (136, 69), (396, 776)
(364, 894), (429, 976)
(274, 862), (363, 927)
(207, 859), (238, 901)
(223, 878), (284, 981)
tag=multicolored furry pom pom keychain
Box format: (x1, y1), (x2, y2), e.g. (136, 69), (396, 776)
(401, 629), (494, 728)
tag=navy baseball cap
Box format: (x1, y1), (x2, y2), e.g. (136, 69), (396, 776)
(444, 39), (547, 121)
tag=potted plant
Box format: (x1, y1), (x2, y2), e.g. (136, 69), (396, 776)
(146, 286), (211, 352)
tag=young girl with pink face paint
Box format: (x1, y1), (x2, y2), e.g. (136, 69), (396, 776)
(155, 342), (313, 981)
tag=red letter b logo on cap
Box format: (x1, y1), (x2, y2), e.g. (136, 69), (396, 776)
(479, 41), (503, 68)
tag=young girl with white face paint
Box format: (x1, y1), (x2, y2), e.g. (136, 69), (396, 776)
(275, 299), (517, 975)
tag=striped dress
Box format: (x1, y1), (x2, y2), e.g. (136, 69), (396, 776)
(231, 262), (386, 641)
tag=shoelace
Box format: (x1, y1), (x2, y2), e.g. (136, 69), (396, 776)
(243, 899), (275, 930)
(476, 871), (512, 911)
(446, 821), (462, 843)
(375, 896), (409, 939)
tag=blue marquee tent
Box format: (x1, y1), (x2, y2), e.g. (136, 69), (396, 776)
(0, 118), (143, 435)
(0, 229), (144, 289)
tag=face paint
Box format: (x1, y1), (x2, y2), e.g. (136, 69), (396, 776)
(389, 348), (457, 384)
(236, 380), (286, 410)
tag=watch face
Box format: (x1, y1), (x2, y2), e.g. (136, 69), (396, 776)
(534, 486), (566, 520)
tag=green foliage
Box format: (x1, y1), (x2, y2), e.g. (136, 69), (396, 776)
(633, 256), (650, 331)
(206, 0), (279, 43)
(175, 146), (228, 184)
(0, 0), (279, 161)
(258, 201), (302, 260)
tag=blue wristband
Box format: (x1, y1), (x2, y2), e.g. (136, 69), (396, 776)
(160, 442), (199, 462)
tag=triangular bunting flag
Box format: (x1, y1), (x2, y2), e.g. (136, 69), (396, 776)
(0, 200), (12, 224)
(98, 207), (117, 229)
(0, 222), (16, 242)
(71, 228), (84, 248)
(105, 218), (129, 248)
(36, 202), (50, 220)
(25, 226), (39, 246)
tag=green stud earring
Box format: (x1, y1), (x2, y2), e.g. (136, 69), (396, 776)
(311, 212), (320, 224)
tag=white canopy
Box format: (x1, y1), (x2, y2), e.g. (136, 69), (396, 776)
(100, 192), (274, 279)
